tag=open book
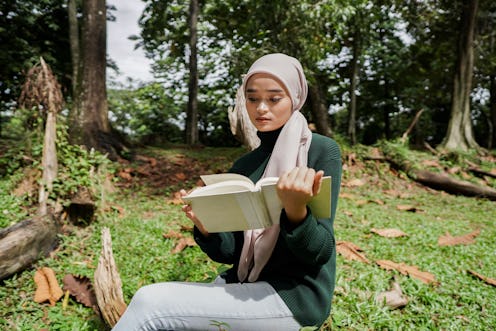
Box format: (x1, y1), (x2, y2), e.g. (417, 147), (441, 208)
(182, 173), (332, 233)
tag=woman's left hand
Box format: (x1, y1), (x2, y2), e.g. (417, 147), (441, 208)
(276, 167), (324, 224)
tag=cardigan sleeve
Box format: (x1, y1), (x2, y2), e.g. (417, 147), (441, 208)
(279, 135), (342, 266)
(193, 227), (238, 264)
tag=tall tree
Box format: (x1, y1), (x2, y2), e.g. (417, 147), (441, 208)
(186, 0), (199, 145)
(441, 0), (480, 151)
(69, 0), (121, 157)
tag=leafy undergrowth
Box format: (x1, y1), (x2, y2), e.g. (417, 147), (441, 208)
(1, 144), (495, 330)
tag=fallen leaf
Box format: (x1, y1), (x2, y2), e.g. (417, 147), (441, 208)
(34, 267), (64, 306)
(376, 260), (438, 285)
(438, 230), (480, 246)
(447, 166), (461, 174)
(336, 241), (370, 263)
(163, 230), (184, 239)
(371, 228), (408, 238)
(117, 168), (133, 181)
(175, 172), (187, 180)
(62, 274), (99, 312)
(343, 210), (353, 217)
(396, 204), (421, 212)
(375, 281), (408, 309)
(172, 237), (197, 253)
(421, 159), (441, 168)
(180, 225), (194, 232)
(339, 192), (357, 199)
(347, 178), (366, 187)
(468, 270), (496, 287)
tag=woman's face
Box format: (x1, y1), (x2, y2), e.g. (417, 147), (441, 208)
(245, 73), (293, 132)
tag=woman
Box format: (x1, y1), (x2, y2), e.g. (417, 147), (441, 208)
(112, 53), (342, 331)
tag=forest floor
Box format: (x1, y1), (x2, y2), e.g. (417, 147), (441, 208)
(0, 144), (495, 330)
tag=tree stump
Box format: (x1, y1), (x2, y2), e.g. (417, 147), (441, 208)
(94, 227), (127, 327)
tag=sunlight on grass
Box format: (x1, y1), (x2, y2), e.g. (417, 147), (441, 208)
(1, 146), (495, 330)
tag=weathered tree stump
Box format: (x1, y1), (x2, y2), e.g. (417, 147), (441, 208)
(94, 227), (127, 327)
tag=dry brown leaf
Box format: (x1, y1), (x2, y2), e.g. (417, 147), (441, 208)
(117, 168), (132, 181)
(396, 204), (421, 212)
(175, 172), (187, 180)
(447, 166), (461, 174)
(438, 230), (480, 246)
(339, 192), (357, 199)
(376, 260), (438, 285)
(163, 230), (184, 239)
(34, 267), (64, 306)
(371, 228), (408, 238)
(180, 225), (194, 232)
(336, 241), (370, 263)
(375, 281), (408, 309)
(347, 178), (366, 187)
(421, 159), (442, 168)
(343, 210), (353, 217)
(172, 237), (197, 253)
(62, 274), (99, 312)
(468, 270), (496, 287)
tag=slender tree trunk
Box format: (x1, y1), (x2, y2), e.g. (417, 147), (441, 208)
(348, 29), (360, 145)
(308, 84), (332, 136)
(441, 0), (480, 151)
(490, 74), (496, 149)
(68, 0), (80, 98)
(186, 0), (199, 145)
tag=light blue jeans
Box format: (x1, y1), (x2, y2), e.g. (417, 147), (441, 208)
(111, 279), (301, 331)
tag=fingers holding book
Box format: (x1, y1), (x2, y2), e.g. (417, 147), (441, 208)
(180, 189), (210, 237)
(277, 167), (324, 224)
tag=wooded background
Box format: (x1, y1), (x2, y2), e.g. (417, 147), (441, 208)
(1, 0), (495, 155)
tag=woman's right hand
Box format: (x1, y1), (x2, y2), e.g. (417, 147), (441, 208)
(180, 189), (209, 237)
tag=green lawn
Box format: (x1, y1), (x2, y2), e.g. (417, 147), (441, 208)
(1, 146), (495, 330)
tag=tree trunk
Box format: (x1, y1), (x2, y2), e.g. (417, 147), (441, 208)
(308, 84), (332, 136)
(441, 0), (480, 151)
(68, 0), (80, 99)
(490, 74), (496, 149)
(69, 0), (122, 159)
(348, 28), (360, 145)
(185, 0), (199, 145)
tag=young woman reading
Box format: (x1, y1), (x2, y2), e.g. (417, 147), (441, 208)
(112, 53), (342, 331)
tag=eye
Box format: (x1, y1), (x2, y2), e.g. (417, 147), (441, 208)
(247, 97), (259, 103)
(270, 97), (282, 103)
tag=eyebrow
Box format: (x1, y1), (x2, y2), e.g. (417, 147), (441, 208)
(246, 88), (285, 93)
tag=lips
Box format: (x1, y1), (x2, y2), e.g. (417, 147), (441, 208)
(256, 117), (270, 122)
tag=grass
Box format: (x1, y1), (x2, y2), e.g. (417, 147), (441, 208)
(1, 145), (495, 330)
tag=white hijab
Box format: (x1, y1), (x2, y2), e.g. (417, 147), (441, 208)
(237, 53), (312, 282)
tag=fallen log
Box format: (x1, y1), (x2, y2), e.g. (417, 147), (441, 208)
(412, 170), (496, 200)
(0, 215), (58, 280)
(377, 142), (496, 201)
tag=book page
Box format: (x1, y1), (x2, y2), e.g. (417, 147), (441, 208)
(186, 181), (253, 197)
(200, 173), (254, 186)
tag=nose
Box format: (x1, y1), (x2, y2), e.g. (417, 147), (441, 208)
(257, 100), (268, 112)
